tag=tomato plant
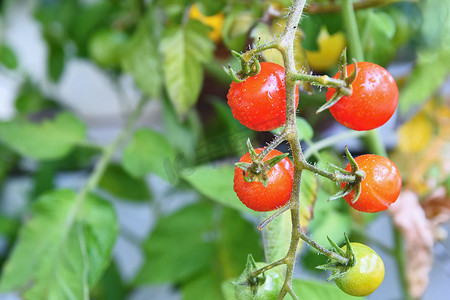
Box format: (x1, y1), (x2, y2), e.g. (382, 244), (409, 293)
(342, 154), (402, 213)
(227, 62), (300, 131)
(234, 148), (294, 212)
(334, 243), (385, 297)
(326, 62), (399, 131)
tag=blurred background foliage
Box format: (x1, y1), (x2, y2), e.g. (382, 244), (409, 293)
(0, 0), (448, 299)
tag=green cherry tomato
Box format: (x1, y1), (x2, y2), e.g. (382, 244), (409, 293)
(88, 29), (129, 68)
(235, 263), (284, 300)
(334, 243), (385, 297)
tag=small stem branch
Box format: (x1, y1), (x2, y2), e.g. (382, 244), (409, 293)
(68, 97), (149, 225)
(258, 203), (291, 230)
(299, 230), (349, 264)
(241, 41), (278, 62)
(290, 73), (351, 94)
(258, 131), (287, 160)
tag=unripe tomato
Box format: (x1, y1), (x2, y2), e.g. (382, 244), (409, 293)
(227, 62), (299, 131)
(234, 148), (294, 212)
(342, 154), (401, 213)
(88, 29), (128, 68)
(235, 263), (284, 300)
(189, 4), (224, 43)
(334, 243), (385, 297)
(326, 62), (399, 131)
(306, 27), (346, 73)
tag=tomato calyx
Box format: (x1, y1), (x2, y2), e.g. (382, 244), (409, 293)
(235, 139), (289, 187)
(316, 234), (356, 281)
(223, 51), (261, 82)
(328, 146), (365, 203)
(233, 255), (266, 293)
(316, 50), (358, 114)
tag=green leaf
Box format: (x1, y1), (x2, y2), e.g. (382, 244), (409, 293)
(182, 272), (223, 300)
(134, 203), (216, 284)
(0, 214), (19, 238)
(0, 112), (86, 160)
(0, 44), (18, 69)
(217, 208), (264, 279)
(161, 20), (214, 119)
(222, 10), (255, 51)
(122, 128), (176, 182)
(300, 14), (322, 51)
(90, 262), (126, 300)
(48, 44), (65, 82)
(399, 48), (450, 115)
(0, 190), (118, 300)
(197, 0), (225, 16)
(180, 164), (256, 214)
(121, 11), (163, 98)
(297, 117), (314, 142)
(292, 279), (365, 299)
(99, 163), (151, 201)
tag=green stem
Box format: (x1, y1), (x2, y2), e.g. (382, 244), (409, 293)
(67, 97), (149, 226)
(393, 226), (414, 300)
(341, 0), (364, 62)
(258, 131), (287, 161)
(290, 73), (351, 94)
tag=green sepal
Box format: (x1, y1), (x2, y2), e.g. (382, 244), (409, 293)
(223, 64), (245, 83)
(328, 184), (353, 202)
(231, 50), (243, 60)
(344, 146), (359, 173)
(247, 138), (258, 161)
(316, 91), (344, 114)
(338, 49), (348, 80)
(264, 153), (289, 170)
(343, 233), (356, 267)
(235, 162), (252, 172)
(233, 254), (266, 288)
(345, 58), (358, 86)
(327, 236), (346, 256)
(327, 162), (352, 175)
(351, 183), (362, 204)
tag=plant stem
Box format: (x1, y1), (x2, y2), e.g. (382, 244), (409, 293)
(68, 97), (149, 225)
(258, 131), (287, 160)
(290, 73), (351, 94)
(341, 0), (364, 62)
(393, 226), (414, 300)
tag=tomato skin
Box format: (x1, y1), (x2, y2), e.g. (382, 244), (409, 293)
(342, 154), (401, 213)
(334, 243), (385, 297)
(235, 263), (284, 300)
(326, 62), (398, 131)
(227, 62), (299, 131)
(234, 148), (294, 212)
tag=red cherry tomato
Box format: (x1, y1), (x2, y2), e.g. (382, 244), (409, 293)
(326, 62), (398, 131)
(227, 62), (299, 131)
(342, 154), (402, 213)
(234, 148), (294, 212)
